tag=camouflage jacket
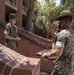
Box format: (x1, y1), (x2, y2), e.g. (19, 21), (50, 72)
(52, 26), (74, 75)
(4, 23), (18, 51)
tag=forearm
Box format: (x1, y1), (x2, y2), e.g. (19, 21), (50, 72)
(5, 35), (16, 40)
(46, 56), (58, 60)
(46, 50), (57, 57)
(42, 46), (64, 58)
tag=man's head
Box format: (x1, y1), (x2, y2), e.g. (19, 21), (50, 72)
(56, 10), (74, 29)
(59, 16), (72, 29)
(9, 13), (18, 25)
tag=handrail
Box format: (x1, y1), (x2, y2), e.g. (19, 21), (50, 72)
(18, 27), (52, 48)
(0, 20), (7, 26)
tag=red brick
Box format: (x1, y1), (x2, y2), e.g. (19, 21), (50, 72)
(0, 0), (5, 20)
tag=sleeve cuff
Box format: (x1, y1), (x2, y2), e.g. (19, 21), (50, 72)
(56, 41), (65, 47)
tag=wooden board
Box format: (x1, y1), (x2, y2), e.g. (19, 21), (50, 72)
(0, 44), (40, 75)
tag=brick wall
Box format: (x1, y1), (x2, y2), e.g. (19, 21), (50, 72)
(0, 23), (53, 73)
(0, 0), (5, 21)
(0, 25), (5, 44)
(18, 37), (53, 72)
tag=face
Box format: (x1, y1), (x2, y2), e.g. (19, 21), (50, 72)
(59, 18), (67, 29)
(10, 18), (17, 25)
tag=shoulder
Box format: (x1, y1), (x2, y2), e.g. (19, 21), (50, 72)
(58, 29), (71, 38)
(57, 29), (71, 42)
(5, 23), (11, 29)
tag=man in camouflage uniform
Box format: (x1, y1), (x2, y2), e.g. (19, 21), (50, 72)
(4, 13), (21, 51)
(42, 10), (74, 75)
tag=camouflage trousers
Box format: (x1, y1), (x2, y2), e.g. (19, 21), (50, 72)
(50, 60), (70, 75)
(5, 40), (18, 52)
(51, 69), (68, 75)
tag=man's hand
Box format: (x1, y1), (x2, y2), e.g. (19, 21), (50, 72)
(41, 53), (47, 58)
(15, 37), (21, 41)
(5, 34), (21, 41)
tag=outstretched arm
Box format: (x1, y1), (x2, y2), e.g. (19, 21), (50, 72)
(41, 45), (64, 59)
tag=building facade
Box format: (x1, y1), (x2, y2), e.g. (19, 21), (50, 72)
(0, 0), (27, 28)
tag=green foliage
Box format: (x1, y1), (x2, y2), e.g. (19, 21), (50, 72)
(34, 1), (41, 10)
(35, 1), (56, 31)
(52, 21), (59, 33)
(60, 0), (74, 30)
(60, 0), (74, 12)
(34, 0), (74, 33)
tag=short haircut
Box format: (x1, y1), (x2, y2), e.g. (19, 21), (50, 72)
(9, 13), (17, 19)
